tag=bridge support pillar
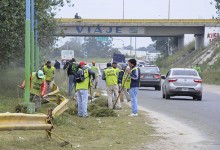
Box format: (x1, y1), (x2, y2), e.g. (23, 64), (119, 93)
(195, 34), (204, 50)
(178, 35), (184, 50)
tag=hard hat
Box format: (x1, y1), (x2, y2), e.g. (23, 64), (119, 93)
(37, 70), (44, 79)
(92, 61), (95, 64)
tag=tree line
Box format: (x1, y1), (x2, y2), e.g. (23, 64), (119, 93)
(0, 0), (73, 68)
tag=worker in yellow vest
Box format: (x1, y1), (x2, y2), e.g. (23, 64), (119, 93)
(76, 61), (95, 118)
(21, 70), (47, 110)
(112, 62), (121, 75)
(118, 64), (131, 102)
(43, 60), (55, 93)
(127, 59), (140, 117)
(102, 62), (121, 109)
(91, 61), (101, 89)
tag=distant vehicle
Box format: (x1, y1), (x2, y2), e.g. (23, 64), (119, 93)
(162, 68), (202, 101)
(139, 66), (161, 91)
(112, 53), (125, 63)
(61, 50), (74, 64)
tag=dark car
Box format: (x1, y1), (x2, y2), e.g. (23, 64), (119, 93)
(139, 66), (161, 91)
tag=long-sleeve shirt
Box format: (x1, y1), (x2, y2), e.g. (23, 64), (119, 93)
(118, 70), (125, 84)
(130, 66), (140, 88)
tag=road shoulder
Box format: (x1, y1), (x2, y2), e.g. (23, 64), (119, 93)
(138, 105), (207, 150)
(203, 84), (220, 95)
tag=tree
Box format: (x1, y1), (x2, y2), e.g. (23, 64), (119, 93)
(151, 37), (178, 55)
(0, 0), (73, 67)
(58, 37), (83, 57)
(82, 37), (118, 58)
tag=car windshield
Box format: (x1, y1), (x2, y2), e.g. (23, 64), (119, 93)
(172, 70), (198, 76)
(140, 67), (159, 73)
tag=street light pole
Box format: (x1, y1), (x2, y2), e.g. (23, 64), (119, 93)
(31, 0), (35, 72)
(168, 0), (171, 55)
(123, 0), (125, 19)
(168, 0), (170, 20)
(135, 37), (137, 59)
(25, 0), (31, 103)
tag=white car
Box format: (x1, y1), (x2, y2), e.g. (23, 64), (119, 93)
(162, 68), (203, 101)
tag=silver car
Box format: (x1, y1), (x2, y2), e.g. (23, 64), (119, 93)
(162, 68), (202, 101)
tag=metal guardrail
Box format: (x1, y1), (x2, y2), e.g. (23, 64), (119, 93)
(56, 18), (219, 24)
(0, 113), (52, 131)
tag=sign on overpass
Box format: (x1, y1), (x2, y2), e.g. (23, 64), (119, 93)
(55, 19), (220, 50)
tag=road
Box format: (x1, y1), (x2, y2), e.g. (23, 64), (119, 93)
(137, 86), (220, 149)
(98, 79), (220, 149)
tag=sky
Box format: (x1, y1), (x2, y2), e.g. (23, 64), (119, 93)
(55, 0), (217, 49)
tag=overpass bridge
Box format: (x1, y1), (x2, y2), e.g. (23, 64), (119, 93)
(55, 19), (220, 50)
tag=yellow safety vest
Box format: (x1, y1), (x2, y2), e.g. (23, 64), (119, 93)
(43, 65), (55, 81)
(123, 67), (138, 89)
(31, 73), (45, 96)
(91, 66), (99, 77)
(76, 68), (90, 90)
(114, 67), (120, 75)
(122, 71), (131, 89)
(104, 67), (118, 86)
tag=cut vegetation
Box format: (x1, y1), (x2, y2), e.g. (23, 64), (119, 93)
(0, 69), (158, 149)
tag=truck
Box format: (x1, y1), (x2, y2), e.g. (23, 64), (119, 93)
(112, 53), (125, 63)
(61, 50), (74, 64)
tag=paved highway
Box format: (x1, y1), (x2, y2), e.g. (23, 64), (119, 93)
(137, 86), (220, 149)
(98, 79), (220, 149)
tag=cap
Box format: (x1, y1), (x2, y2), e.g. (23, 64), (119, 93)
(37, 70), (44, 79)
(79, 61), (86, 66)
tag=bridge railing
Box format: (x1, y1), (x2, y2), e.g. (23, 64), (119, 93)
(56, 18), (219, 23)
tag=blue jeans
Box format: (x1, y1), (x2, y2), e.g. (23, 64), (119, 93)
(68, 75), (76, 96)
(129, 87), (139, 114)
(77, 90), (88, 117)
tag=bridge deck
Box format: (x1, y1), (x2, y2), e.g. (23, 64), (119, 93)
(56, 18), (219, 24)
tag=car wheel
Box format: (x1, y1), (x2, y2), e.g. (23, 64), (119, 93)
(155, 86), (161, 91)
(165, 90), (170, 99)
(197, 95), (202, 101)
(157, 86), (161, 91)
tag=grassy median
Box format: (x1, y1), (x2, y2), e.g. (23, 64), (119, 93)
(0, 68), (158, 150)
(0, 99), (156, 150)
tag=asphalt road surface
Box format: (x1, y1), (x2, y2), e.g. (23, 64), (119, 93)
(98, 79), (220, 149)
(137, 86), (220, 149)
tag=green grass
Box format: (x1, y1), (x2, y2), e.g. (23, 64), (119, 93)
(0, 106), (156, 150)
(156, 41), (195, 69)
(0, 68), (158, 149)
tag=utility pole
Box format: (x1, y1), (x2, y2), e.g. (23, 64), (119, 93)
(135, 37), (137, 59)
(35, 12), (39, 70)
(25, 0), (31, 103)
(130, 37), (132, 56)
(31, 0), (35, 72)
